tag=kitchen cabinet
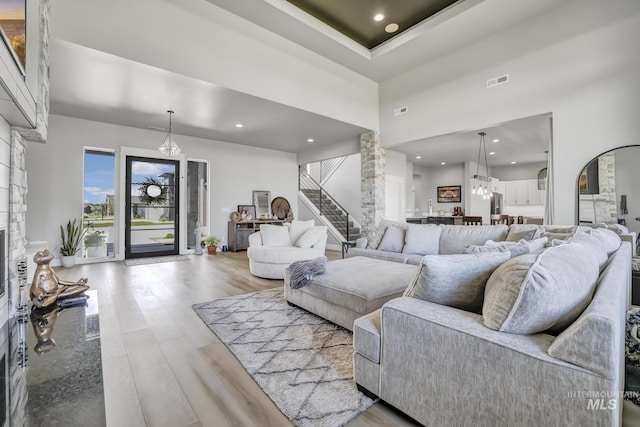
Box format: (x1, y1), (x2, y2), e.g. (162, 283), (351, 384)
(504, 180), (545, 206)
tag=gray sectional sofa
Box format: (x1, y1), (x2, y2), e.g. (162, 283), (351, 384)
(283, 219), (632, 426)
(351, 223), (630, 426)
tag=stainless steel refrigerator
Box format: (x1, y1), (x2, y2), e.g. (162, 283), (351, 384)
(491, 193), (503, 214)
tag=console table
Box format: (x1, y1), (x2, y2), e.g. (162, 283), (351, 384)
(228, 220), (284, 252)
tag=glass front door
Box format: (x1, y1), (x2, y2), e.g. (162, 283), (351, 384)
(125, 156), (179, 258)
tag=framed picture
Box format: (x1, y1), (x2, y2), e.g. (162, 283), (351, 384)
(579, 159), (599, 195)
(237, 204), (256, 221)
(0, 0), (26, 74)
(437, 185), (461, 203)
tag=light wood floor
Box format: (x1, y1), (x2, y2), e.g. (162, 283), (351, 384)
(68, 250), (418, 427)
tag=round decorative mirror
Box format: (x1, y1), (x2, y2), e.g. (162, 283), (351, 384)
(146, 185), (162, 197)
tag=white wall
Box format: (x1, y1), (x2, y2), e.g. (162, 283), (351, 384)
(379, 0), (640, 224)
(25, 115), (298, 259)
(321, 153), (361, 222)
(0, 117), (10, 315)
(491, 162), (546, 182)
(51, 0), (378, 131)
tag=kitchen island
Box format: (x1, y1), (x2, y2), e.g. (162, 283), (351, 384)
(406, 216), (463, 225)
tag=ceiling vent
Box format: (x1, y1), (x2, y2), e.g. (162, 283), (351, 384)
(394, 106), (408, 116)
(486, 74), (509, 88)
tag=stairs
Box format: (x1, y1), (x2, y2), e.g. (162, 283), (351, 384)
(301, 189), (360, 241)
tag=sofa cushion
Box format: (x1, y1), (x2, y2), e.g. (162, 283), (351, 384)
(483, 241), (600, 334)
(377, 226), (405, 253)
(289, 219), (314, 244)
(404, 252), (510, 314)
(247, 246), (321, 264)
(439, 225), (509, 254)
(292, 257), (417, 315)
(402, 224), (441, 255)
(505, 224), (542, 242)
(526, 237), (549, 253)
(588, 228), (621, 255)
(353, 309), (382, 363)
(295, 226), (327, 248)
(563, 232), (609, 271)
(260, 224), (292, 247)
(463, 240), (529, 258)
(346, 247), (412, 264)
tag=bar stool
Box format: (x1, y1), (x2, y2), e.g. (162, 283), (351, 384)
(490, 214), (510, 225)
(462, 216), (482, 225)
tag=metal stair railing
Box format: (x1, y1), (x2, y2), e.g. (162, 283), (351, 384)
(299, 166), (359, 241)
(319, 156), (346, 186)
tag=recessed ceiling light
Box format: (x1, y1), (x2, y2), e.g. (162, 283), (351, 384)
(307, 138), (314, 143)
(385, 23), (399, 33)
(235, 123), (243, 128)
(489, 151), (495, 155)
(416, 155), (421, 159)
(441, 162), (446, 165)
(373, 13), (384, 22)
(510, 161), (517, 164)
(492, 139), (500, 143)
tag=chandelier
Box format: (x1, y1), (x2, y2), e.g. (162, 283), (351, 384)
(472, 132), (492, 200)
(158, 110), (181, 157)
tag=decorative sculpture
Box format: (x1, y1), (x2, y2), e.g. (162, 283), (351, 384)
(29, 249), (90, 309)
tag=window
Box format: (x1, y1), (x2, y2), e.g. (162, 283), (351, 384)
(83, 149), (115, 259)
(187, 160), (208, 249)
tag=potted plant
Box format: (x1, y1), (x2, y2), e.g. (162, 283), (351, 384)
(84, 229), (107, 258)
(60, 219), (84, 267)
(204, 235), (221, 254)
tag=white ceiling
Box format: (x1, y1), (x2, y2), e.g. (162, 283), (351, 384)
(48, 0), (565, 157)
(204, 0), (564, 82)
(49, 40), (369, 153)
(391, 113), (551, 168)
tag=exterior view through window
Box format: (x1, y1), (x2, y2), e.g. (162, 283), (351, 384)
(83, 150), (116, 259)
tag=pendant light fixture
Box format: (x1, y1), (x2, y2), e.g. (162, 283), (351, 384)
(472, 132), (492, 200)
(158, 110), (181, 157)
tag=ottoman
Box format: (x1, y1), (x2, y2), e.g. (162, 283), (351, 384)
(284, 256), (418, 330)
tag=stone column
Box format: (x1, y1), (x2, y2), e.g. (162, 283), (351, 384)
(8, 131), (27, 317)
(360, 131), (385, 244)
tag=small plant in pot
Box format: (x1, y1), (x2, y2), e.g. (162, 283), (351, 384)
(84, 229), (107, 258)
(60, 219), (84, 267)
(204, 235), (220, 254)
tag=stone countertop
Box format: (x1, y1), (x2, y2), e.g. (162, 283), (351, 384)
(25, 290), (105, 426)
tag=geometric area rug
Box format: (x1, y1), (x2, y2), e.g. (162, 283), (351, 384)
(192, 288), (376, 427)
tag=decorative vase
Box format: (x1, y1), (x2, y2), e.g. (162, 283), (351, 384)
(61, 255), (76, 268)
(207, 246), (217, 255)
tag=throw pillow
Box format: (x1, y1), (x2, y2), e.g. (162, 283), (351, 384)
(404, 252), (510, 314)
(260, 224), (292, 247)
(566, 232), (608, 271)
(371, 219), (406, 249)
(526, 237), (548, 253)
(588, 228), (622, 256)
(439, 224), (509, 254)
(377, 226), (405, 253)
(483, 241), (600, 334)
(295, 226), (327, 248)
(505, 228), (538, 242)
(463, 240), (530, 259)
(402, 224), (441, 255)
(289, 219), (314, 244)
